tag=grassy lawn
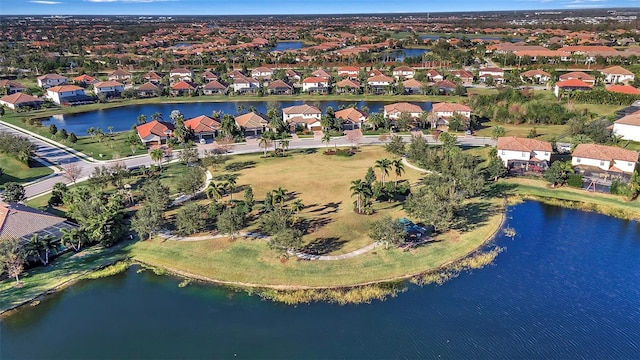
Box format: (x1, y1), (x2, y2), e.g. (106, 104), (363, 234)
(0, 154), (53, 185)
(571, 103), (625, 118)
(0, 241), (130, 313)
(475, 121), (568, 141)
(504, 177), (640, 219)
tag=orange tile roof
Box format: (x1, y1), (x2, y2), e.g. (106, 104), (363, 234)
(171, 81), (196, 90)
(559, 71), (594, 82)
(136, 120), (174, 138)
(302, 76), (328, 84)
(234, 112), (268, 129)
(0, 92), (44, 105)
(47, 85), (84, 93)
(606, 85), (640, 95)
(573, 143), (638, 163)
(137, 82), (159, 91)
(497, 136), (553, 152)
(432, 102), (472, 114)
(521, 69), (551, 77)
(335, 108), (366, 123)
(555, 79), (593, 88)
(367, 74), (394, 83)
(336, 79), (361, 88)
(601, 66), (634, 76)
(384, 102), (423, 114)
(283, 104), (321, 115)
(402, 79), (423, 88)
(72, 74), (96, 82)
(94, 80), (123, 88)
(184, 115), (220, 133)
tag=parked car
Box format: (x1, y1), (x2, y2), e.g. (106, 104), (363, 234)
(199, 138), (206, 144)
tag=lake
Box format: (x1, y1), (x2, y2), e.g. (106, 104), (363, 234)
(44, 100), (433, 134)
(271, 41), (304, 51)
(1, 201), (639, 359)
(385, 48), (431, 61)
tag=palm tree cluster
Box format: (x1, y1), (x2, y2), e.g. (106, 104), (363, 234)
(351, 158), (406, 214)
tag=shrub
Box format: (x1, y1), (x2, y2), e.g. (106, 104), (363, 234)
(610, 179), (632, 197)
(567, 174), (583, 188)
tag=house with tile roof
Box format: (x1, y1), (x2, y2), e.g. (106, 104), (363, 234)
(425, 69), (444, 82)
(336, 79), (361, 94)
(201, 71), (218, 83)
(383, 102), (423, 120)
(402, 79), (424, 95)
(0, 80), (26, 95)
(93, 80), (125, 98)
(170, 80), (197, 96)
(393, 66), (416, 79)
(136, 82), (160, 97)
(436, 80), (458, 94)
(337, 66), (359, 79)
(521, 69), (551, 84)
(37, 73), (67, 89)
(184, 115), (220, 141)
(606, 84), (640, 95)
(232, 76), (260, 94)
(282, 104), (322, 131)
(558, 71), (595, 84)
(600, 66), (635, 84)
(251, 67), (274, 80)
(0, 92), (44, 110)
(108, 69), (132, 83)
(46, 85), (94, 105)
(367, 74), (394, 94)
(478, 67), (505, 84)
(450, 69), (474, 84)
(235, 112), (269, 136)
(335, 107), (367, 130)
(431, 102), (472, 129)
(144, 71), (163, 84)
(613, 113), (640, 142)
(202, 80), (228, 95)
(572, 143), (638, 180)
(72, 74), (98, 87)
(497, 136), (552, 172)
(312, 69), (331, 80)
(554, 79), (593, 97)
(136, 120), (174, 146)
(169, 68), (194, 82)
(267, 80), (293, 95)
(0, 201), (78, 245)
(285, 69), (301, 83)
(302, 77), (329, 94)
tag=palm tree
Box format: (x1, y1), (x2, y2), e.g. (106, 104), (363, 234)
(375, 158), (392, 185)
(87, 127), (95, 138)
(150, 112), (163, 122)
(205, 182), (223, 202)
(150, 148), (164, 169)
(321, 132), (331, 150)
(61, 228), (84, 252)
(272, 186), (288, 208)
(137, 114), (147, 124)
(350, 179), (372, 214)
(392, 159), (405, 188)
(280, 138), (290, 155)
(107, 126), (114, 135)
(25, 233), (46, 266)
(225, 176), (237, 201)
(290, 199), (304, 223)
(258, 134), (271, 157)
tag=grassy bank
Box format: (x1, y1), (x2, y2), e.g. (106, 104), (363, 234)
(504, 177), (640, 220)
(0, 154), (53, 185)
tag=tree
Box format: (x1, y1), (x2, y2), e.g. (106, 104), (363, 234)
(258, 134), (272, 157)
(365, 167), (377, 185)
(392, 159), (405, 187)
(350, 179), (372, 214)
(374, 158), (392, 185)
(269, 228), (303, 257)
(384, 135), (405, 156)
(369, 216), (407, 249)
(62, 162), (82, 185)
(486, 149), (508, 181)
(175, 202), (207, 236)
(243, 186), (254, 211)
(179, 145), (199, 165)
(321, 131), (331, 150)
(491, 126), (506, 139)
(60, 228), (86, 252)
(150, 148), (164, 168)
(224, 176), (238, 201)
(60, 128), (69, 141)
(177, 166), (205, 196)
(49, 124), (58, 138)
(217, 206), (245, 240)
(544, 160), (574, 187)
(137, 114), (147, 124)
(49, 182), (68, 207)
(259, 207), (292, 235)
(1, 182), (26, 203)
(25, 233), (56, 266)
(290, 199), (304, 223)
(131, 204), (164, 240)
(0, 238), (25, 285)
(0, 107), (4, 117)
(405, 181), (461, 233)
(206, 182), (225, 202)
(69, 132), (78, 144)
(272, 186), (288, 208)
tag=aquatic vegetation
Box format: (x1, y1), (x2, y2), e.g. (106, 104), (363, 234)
(82, 261), (130, 280)
(411, 246), (504, 286)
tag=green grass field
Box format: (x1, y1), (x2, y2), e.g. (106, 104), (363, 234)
(0, 154), (53, 185)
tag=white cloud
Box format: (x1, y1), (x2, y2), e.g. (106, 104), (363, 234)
(29, 0), (62, 4)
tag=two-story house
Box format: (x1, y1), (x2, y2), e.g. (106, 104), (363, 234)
(0, 80), (26, 95)
(392, 66), (416, 79)
(497, 136), (553, 172)
(93, 80), (125, 98)
(46, 85), (92, 105)
(251, 67), (274, 80)
(232, 76), (260, 94)
(108, 69), (132, 84)
(37, 74), (67, 89)
(169, 68), (193, 83)
(367, 75), (394, 94)
(302, 77), (329, 94)
(600, 66), (635, 84)
(282, 104), (322, 131)
(572, 143), (638, 181)
(431, 102), (472, 129)
(612, 112), (640, 142)
(383, 102), (423, 120)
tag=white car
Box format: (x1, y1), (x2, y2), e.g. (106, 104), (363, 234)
(199, 138), (206, 144)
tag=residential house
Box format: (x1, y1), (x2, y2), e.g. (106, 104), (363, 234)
(431, 102), (472, 128)
(402, 79), (424, 94)
(170, 80), (197, 96)
(383, 102), (423, 120)
(0, 92), (44, 110)
(601, 66), (635, 84)
(606, 84), (640, 95)
(613, 112), (640, 142)
(554, 79), (593, 97)
(184, 115), (220, 141)
(302, 77), (329, 94)
(235, 112), (269, 136)
(497, 136), (552, 172)
(93, 80), (125, 98)
(37, 74), (67, 89)
(227, 70), (246, 79)
(367, 74), (394, 94)
(0, 201), (78, 245)
(0, 80), (26, 94)
(425, 69), (444, 82)
(136, 120), (174, 146)
(478, 67), (505, 84)
(232, 76), (260, 94)
(251, 66), (273, 80)
(108, 69), (131, 84)
(169, 68), (193, 83)
(558, 71), (595, 85)
(72, 74), (98, 87)
(336, 79), (361, 94)
(337, 66), (359, 79)
(201, 71), (219, 83)
(312, 69), (332, 80)
(393, 66), (416, 79)
(368, 69), (385, 77)
(202, 80), (228, 95)
(335, 107), (367, 130)
(144, 71), (163, 84)
(450, 69), (474, 84)
(46, 85), (93, 105)
(267, 80), (293, 95)
(520, 69), (551, 84)
(285, 69), (302, 83)
(436, 80), (457, 94)
(136, 82), (160, 97)
(282, 104), (322, 131)
(572, 143), (638, 181)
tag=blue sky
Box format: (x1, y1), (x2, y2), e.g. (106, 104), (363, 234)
(5, 0), (640, 15)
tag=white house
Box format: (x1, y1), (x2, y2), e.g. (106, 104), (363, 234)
(136, 120), (174, 146)
(169, 68), (193, 82)
(572, 143), (638, 176)
(302, 77), (329, 93)
(46, 85), (88, 105)
(335, 107), (367, 130)
(0, 93), (44, 110)
(232, 76), (260, 94)
(554, 79), (593, 97)
(425, 69), (444, 82)
(93, 80), (125, 97)
(392, 66), (415, 79)
(478, 67), (504, 83)
(383, 102), (423, 119)
(431, 102), (472, 128)
(612, 113), (640, 142)
(37, 74), (67, 89)
(367, 75), (394, 94)
(282, 104), (322, 131)
(338, 66), (359, 79)
(497, 136), (552, 171)
(251, 67), (273, 80)
(520, 69), (551, 84)
(601, 66), (635, 84)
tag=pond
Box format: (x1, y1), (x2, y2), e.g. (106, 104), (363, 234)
(1, 201), (639, 359)
(271, 41), (304, 51)
(383, 48), (431, 62)
(44, 100), (433, 135)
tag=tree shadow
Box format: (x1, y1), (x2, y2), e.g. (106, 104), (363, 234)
(482, 181), (518, 198)
(297, 216), (333, 234)
(308, 201), (341, 215)
(224, 161), (256, 172)
(302, 237), (347, 255)
(453, 200), (500, 232)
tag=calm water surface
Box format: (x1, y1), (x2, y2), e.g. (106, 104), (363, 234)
(271, 41), (304, 51)
(1, 201), (639, 359)
(45, 100), (432, 134)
